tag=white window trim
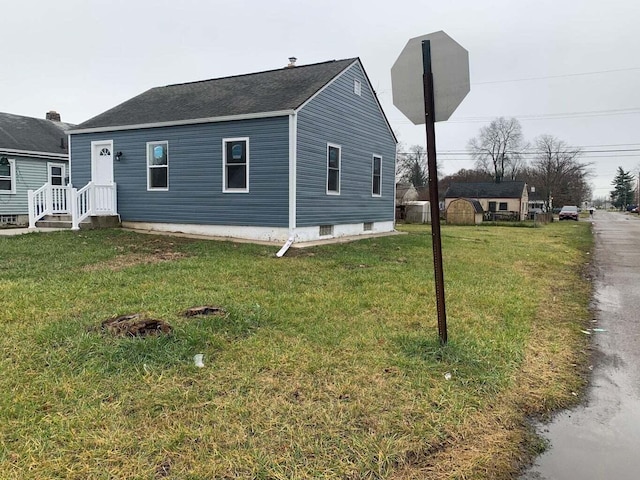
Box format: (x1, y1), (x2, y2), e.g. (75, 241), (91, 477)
(372, 154), (382, 197)
(47, 162), (67, 186)
(326, 143), (341, 195)
(223, 137), (250, 193)
(146, 141), (169, 191)
(0, 158), (16, 194)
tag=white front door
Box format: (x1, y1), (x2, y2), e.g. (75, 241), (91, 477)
(91, 140), (114, 185)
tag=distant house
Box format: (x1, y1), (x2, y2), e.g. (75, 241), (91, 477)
(395, 183), (418, 219)
(527, 185), (548, 212)
(444, 181), (528, 221)
(38, 58), (397, 242)
(0, 111), (70, 227)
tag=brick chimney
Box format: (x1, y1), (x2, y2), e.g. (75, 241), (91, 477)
(46, 111), (61, 122)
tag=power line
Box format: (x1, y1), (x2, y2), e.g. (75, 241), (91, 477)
(472, 67), (640, 85)
(390, 107), (640, 125)
(400, 148), (640, 156)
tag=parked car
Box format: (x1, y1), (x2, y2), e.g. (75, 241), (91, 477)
(559, 205), (579, 221)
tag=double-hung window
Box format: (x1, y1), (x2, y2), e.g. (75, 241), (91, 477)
(372, 155), (382, 196)
(223, 138), (249, 193)
(0, 158), (15, 194)
(327, 144), (341, 195)
(147, 141), (169, 190)
(48, 163), (66, 186)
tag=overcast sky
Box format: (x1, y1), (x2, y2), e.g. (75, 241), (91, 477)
(3, 0), (639, 199)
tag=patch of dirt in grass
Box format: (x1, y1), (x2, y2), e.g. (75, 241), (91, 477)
(82, 251), (187, 272)
(101, 314), (172, 337)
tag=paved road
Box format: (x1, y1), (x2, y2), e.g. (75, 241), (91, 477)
(522, 211), (640, 479)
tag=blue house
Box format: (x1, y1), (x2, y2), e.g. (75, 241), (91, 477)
(0, 111), (70, 227)
(58, 58), (397, 243)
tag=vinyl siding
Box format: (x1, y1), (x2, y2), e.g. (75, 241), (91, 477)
(70, 117), (289, 227)
(0, 156), (67, 215)
(296, 62), (396, 227)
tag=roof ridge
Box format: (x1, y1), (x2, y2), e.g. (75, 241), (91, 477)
(160, 58), (358, 89)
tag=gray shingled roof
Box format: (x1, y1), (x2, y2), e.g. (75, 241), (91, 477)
(0, 112), (71, 155)
(444, 181), (527, 199)
(75, 59), (358, 130)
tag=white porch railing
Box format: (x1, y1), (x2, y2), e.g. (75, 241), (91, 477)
(28, 182), (117, 230)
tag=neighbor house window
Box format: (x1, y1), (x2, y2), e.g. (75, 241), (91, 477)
(499, 202), (508, 211)
(488, 201), (497, 212)
(48, 163), (66, 186)
(223, 138), (249, 192)
(147, 141), (169, 190)
(327, 144), (341, 194)
(372, 155), (382, 196)
(0, 158), (15, 194)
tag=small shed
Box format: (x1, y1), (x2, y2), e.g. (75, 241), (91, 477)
(446, 198), (483, 225)
(404, 201), (430, 223)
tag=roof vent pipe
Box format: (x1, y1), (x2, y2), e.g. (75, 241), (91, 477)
(287, 57), (297, 68)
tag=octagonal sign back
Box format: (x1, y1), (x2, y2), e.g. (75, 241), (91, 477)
(391, 31), (470, 124)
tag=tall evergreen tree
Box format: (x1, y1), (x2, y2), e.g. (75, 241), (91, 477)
(610, 167), (635, 210)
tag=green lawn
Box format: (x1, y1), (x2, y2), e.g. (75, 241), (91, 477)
(0, 222), (592, 479)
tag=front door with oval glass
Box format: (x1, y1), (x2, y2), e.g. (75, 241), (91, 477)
(91, 141), (114, 185)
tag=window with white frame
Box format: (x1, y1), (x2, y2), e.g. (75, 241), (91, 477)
(0, 158), (15, 194)
(327, 144), (341, 194)
(223, 138), (249, 192)
(48, 163), (66, 186)
(372, 155), (382, 196)
(147, 141), (169, 190)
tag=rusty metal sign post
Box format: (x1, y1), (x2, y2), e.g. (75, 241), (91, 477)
(421, 40), (448, 344)
(391, 31), (470, 345)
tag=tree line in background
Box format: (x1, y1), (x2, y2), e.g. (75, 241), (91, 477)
(396, 116), (597, 209)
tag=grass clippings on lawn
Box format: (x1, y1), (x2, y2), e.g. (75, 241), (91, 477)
(0, 222), (593, 479)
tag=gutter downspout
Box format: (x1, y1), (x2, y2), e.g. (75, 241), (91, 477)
(277, 112), (298, 258)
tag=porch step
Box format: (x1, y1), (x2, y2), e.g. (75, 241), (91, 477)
(36, 215), (75, 229)
(35, 215), (121, 230)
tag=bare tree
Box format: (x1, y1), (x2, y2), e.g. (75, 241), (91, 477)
(526, 134), (592, 209)
(467, 117), (526, 183)
(396, 144), (430, 187)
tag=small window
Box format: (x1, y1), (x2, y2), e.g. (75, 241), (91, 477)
(499, 202), (508, 211)
(48, 163), (66, 186)
(319, 225), (334, 236)
(354, 79), (362, 96)
(363, 222), (373, 231)
(327, 144), (341, 195)
(0, 158), (15, 194)
(147, 141), (169, 190)
(488, 201), (497, 212)
(372, 155), (382, 196)
(223, 138), (249, 193)
(0, 214), (18, 225)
